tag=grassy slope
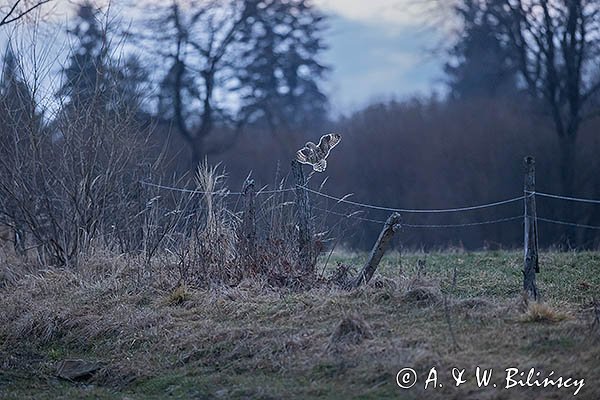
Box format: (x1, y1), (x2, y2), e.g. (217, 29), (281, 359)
(1, 251), (599, 399)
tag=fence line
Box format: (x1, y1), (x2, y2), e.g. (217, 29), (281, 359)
(526, 191), (600, 205)
(313, 205), (523, 229)
(403, 216), (523, 229)
(300, 185), (525, 214)
(537, 217), (600, 230)
(312, 206), (388, 225)
(255, 187), (296, 195)
(141, 181), (600, 225)
(140, 181), (242, 195)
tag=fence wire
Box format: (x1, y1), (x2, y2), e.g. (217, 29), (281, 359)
(140, 180), (296, 195)
(311, 206), (387, 225)
(141, 180), (600, 232)
(300, 185), (524, 214)
(313, 206), (523, 229)
(537, 217), (600, 230)
(403, 216), (523, 229)
(527, 191), (600, 205)
(140, 181), (243, 195)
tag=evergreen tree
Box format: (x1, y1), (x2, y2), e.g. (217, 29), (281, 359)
(0, 45), (43, 252)
(110, 55), (148, 115)
(0, 45), (42, 159)
(57, 1), (108, 108)
(57, 2), (147, 122)
(445, 0), (518, 99)
(238, 0), (328, 132)
(0, 46), (37, 129)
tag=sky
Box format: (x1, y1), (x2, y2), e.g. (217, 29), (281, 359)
(1, 0), (447, 114)
(313, 0), (446, 113)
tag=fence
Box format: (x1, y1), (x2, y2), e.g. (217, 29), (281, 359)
(141, 157), (600, 299)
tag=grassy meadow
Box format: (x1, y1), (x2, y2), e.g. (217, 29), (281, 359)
(1, 250), (599, 399)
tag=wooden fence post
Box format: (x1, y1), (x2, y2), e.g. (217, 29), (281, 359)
(241, 178), (257, 271)
(351, 212), (402, 288)
(291, 160), (314, 276)
(523, 156), (539, 300)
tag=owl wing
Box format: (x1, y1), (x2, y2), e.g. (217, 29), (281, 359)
(318, 133), (342, 158)
(296, 142), (317, 165)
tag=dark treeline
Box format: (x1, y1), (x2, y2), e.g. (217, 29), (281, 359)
(219, 96), (600, 250)
(1, 0), (600, 258)
(213, 0), (600, 250)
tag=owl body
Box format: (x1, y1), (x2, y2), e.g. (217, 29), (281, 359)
(296, 133), (341, 172)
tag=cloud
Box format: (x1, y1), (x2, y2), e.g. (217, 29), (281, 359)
(314, 0), (431, 28)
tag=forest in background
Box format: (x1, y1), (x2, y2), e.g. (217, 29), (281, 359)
(1, 0), (600, 256)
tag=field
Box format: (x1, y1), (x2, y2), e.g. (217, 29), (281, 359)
(1, 250), (600, 399)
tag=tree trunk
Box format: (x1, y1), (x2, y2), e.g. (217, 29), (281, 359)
(559, 134), (577, 247)
(182, 136), (205, 170)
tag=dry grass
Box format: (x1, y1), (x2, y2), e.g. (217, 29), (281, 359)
(328, 314), (374, 350)
(520, 301), (570, 323)
(1, 251), (600, 399)
(452, 297), (496, 311)
(166, 284), (191, 306)
(401, 287), (442, 307)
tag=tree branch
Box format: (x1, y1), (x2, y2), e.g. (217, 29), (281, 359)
(0, 0), (52, 27)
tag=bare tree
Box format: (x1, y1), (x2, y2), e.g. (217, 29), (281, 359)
(0, 0), (53, 28)
(0, 4), (157, 267)
(135, 0), (329, 168)
(490, 1), (600, 198)
(138, 0), (250, 167)
(448, 0), (600, 197)
(443, 0), (600, 245)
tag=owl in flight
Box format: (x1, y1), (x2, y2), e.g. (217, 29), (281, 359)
(295, 133), (342, 172)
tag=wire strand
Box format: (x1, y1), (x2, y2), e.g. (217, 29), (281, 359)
(313, 206), (522, 228)
(256, 187), (296, 194)
(527, 191), (600, 204)
(312, 206), (387, 224)
(301, 185), (524, 214)
(140, 181), (295, 195)
(140, 181), (240, 194)
(537, 217), (600, 230)
(403, 216), (523, 229)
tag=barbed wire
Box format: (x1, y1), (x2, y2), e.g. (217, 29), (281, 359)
(537, 217), (600, 230)
(301, 185), (524, 214)
(527, 191), (600, 205)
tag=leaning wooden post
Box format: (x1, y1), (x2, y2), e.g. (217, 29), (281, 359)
(523, 156), (539, 300)
(241, 178), (257, 271)
(291, 160), (314, 275)
(351, 213), (402, 288)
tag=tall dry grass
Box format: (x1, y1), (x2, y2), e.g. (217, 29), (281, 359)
(0, 14), (327, 290)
